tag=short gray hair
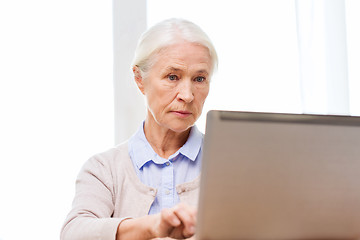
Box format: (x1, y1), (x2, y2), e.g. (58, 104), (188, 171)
(132, 18), (218, 77)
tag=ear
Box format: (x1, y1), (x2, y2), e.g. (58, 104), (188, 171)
(133, 66), (145, 95)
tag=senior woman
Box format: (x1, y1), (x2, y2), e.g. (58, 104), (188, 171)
(61, 18), (218, 240)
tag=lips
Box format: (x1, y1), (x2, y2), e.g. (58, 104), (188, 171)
(172, 110), (192, 118)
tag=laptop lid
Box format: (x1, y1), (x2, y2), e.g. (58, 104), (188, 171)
(197, 110), (360, 240)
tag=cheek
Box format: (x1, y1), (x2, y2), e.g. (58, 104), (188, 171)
(194, 89), (209, 111)
(198, 87), (210, 103)
(145, 88), (174, 113)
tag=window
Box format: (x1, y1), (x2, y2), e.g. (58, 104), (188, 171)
(346, 0), (360, 116)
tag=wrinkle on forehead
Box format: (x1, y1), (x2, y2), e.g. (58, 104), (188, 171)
(152, 42), (212, 71)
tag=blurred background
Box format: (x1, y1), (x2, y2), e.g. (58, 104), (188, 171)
(0, 0), (359, 239)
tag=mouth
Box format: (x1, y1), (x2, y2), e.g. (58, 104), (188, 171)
(171, 110), (192, 118)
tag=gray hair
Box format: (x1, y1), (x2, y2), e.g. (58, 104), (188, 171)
(132, 18), (218, 78)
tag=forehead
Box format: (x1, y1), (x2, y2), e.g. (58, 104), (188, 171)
(153, 42), (212, 72)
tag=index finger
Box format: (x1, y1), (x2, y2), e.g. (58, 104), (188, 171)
(173, 203), (197, 237)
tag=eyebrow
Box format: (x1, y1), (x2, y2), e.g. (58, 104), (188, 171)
(159, 66), (184, 76)
(165, 67), (182, 72)
(163, 66), (209, 75)
(195, 69), (210, 75)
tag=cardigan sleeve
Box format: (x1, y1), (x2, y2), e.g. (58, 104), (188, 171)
(60, 155), (125, 240)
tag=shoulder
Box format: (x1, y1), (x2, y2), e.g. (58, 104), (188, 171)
(79, 142), (132, 179)
(90, 141), (130, 165)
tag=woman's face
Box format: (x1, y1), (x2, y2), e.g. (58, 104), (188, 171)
(135, 41), (212, 133)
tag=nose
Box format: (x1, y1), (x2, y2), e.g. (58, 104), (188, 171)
(177, 79), (194, 103)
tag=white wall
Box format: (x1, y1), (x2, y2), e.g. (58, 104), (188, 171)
(0, 1), (113, 239)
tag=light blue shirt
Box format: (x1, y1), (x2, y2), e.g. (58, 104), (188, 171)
(128, 123), (203, 215)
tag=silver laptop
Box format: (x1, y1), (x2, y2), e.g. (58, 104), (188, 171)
(197, 110), (360, 240)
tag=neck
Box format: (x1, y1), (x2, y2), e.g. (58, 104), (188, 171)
(144, 116), (191, 159)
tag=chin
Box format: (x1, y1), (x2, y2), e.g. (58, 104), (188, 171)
(168, 122), (194, 133)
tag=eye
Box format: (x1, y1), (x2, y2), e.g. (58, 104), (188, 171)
(194, 76), (206, 82)
(168, 74), (179, 81)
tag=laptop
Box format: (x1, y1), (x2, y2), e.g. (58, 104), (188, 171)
(197, 110), (360, 240)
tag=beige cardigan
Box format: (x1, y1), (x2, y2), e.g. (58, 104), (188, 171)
(61, 142), (200, 240)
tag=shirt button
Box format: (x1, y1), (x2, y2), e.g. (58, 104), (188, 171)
(165, 162), (170, 166)
(165, 190), (170, 195)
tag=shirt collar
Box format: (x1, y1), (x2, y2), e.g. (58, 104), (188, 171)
(177, 125), (203, 161)
(128, 123), (203, 170)
(128, 123), (157, 169)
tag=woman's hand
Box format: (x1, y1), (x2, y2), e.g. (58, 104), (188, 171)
(151, 203), (197, 239)
(117, 203), (197, 240)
